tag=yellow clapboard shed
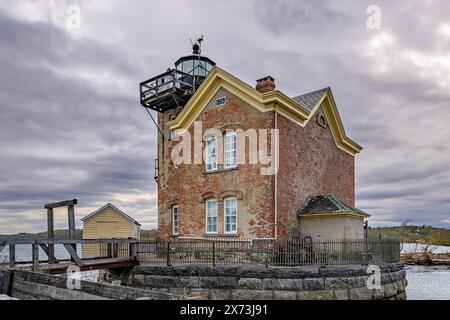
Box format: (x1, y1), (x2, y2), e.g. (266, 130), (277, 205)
(81, 203), (141, 258)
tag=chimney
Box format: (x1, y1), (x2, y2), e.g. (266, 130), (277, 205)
(256, 76), (276, 93)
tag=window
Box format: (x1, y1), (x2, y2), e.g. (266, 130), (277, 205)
(205, 200), (218, 234)
(172, 205), (179, 235)
(224, 132), (237, 169)
(216, 96), (226, 107)
(224, 198), (237, 234)
(205, 136), (218, 172)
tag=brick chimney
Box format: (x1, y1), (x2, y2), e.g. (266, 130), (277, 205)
(256, 76), (276, 93)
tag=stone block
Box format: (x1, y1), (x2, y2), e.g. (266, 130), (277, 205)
(333, 289), (349, 300)
(198, 276), (238, 289)
(349, 287), (373, 300)
(144, 275), (178, 288)
(133, 274), (146, 287)
(210, 289), (232, 300)
(180, 276), (199, 288)
(383, 283), (397, 298)
(297, 290), (334, 300)
(262, 278), (302, 290)
(273, 290), (297, 300)
(303, 278), (325, 290)
(190, 288), (210, 300)
(238, 278), (263, 290)
(324, 277), (355, 289)
(231, 289), (265, 300)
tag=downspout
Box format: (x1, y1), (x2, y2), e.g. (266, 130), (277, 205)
(274, 104), (278, 240)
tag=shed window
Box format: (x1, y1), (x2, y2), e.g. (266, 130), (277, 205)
(224, 198), (237, 234)
(205, 136), (218, 172)
(206, 200), (218, 234)
(224, 132), (237, 169)
(172, 205), (179, 236)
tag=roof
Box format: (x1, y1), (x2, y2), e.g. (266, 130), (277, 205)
(81, 203), (142, 226)
(297, 195), (370, 217)
(292, 87), (330, 111)
(167, 67), (362, 156)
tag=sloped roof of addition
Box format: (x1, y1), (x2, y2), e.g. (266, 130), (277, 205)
(297, 195), (370, 218)
(81, 203), (142, 226)
(292, 87), (330, 111)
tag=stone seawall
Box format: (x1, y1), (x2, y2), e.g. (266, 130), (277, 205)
(131, 262), (407, 300)
(0, 270), (177, 300)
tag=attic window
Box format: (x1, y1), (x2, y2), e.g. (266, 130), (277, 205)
(317, 112), (327, 128)
(215, 96), (226, 107)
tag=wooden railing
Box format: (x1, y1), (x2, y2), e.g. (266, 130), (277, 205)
(136, 238), (401, 267)
(0, 239), (139, 271)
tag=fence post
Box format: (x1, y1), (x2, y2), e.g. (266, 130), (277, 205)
(167, 241), (172, 266)
(32, 241), (39, 271)
(107, 243), (112, 258)
(9, 244), (15, 268)
(212, 241), (216, 267)
(129, 242), (138, 260)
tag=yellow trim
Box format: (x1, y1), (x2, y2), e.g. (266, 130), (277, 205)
(163, 67), (363, 156)
(299, 212), (369, 219)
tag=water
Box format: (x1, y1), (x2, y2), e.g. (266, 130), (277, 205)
(2, 244), (449, 300)
(405, 265), (450, 300)
(402, 243), (450, 254)
(0, 244), (80, 262)
(0, 244), (99, 282)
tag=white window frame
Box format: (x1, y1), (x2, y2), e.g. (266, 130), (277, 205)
(224, 132), (237, 169)
(224, 198), (237, 234)
(216, 96), (226, 107)
(205, 136), (218, 172)
(205, 199), (218, 234)
(172, 205), (179, 236)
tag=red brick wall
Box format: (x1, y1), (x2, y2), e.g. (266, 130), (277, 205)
(157, 89), (275, 239)
(156, 90), (355, 240)
(276, 107), (355, 238)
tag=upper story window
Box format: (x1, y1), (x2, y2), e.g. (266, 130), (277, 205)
(224, 198), (237, 234)
(172, 205), (179, 236)
(205, 136), (218, 172)
(215, 96), (226, 107)
(224, 132), (237, 169)
(205, 199), (218, 234)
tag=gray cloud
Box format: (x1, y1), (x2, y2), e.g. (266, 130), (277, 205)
(0, 0), (449, 234)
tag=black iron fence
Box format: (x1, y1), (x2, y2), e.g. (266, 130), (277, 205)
(137, 238), (400, 267)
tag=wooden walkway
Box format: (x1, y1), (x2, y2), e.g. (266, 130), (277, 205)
(0, 238), (140, 275)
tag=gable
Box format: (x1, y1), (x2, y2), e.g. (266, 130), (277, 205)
(81, 203), (141, 226)
(167, 67), (362, 156)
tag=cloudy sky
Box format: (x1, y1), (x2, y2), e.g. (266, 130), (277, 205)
(0, 0), (449, 234)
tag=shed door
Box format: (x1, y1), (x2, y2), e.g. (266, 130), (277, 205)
(96, 221), (118, 238)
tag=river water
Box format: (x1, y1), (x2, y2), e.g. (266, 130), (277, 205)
(1, 244), (449, 300)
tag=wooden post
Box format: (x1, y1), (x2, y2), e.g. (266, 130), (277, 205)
(9, 244), (15, 268)
(32, 242), (39, 271)
(68, 204), (77, 261)
(68, 204), (76, 239)
(47, 208), (56, 264)
(107, 243), (112, 258)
